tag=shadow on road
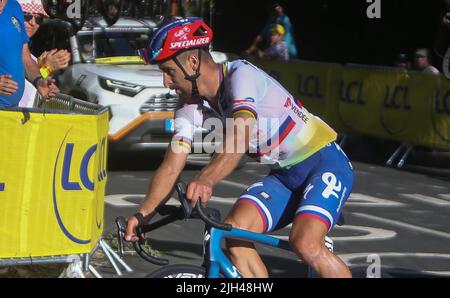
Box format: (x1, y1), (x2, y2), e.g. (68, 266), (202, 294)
(108, 151), (207, 172)
(340, 134), (450, 180)
(108, 151), (165, 171)
(108, 135), (450, 180)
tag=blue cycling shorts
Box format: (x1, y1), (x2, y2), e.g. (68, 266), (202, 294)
(238, 142), (354, 233)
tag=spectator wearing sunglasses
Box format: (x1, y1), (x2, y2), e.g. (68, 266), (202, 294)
(21, 2), (71, 76)
(0, 0), (57, 107)
(17, 0), (71, 107)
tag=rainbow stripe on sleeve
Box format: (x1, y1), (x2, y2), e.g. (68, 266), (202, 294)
(232, 97), (257, 119)
(171, 136), (193, 150)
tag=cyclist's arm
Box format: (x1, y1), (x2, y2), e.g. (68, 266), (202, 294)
(125, 147), (188, 242)
(140, 105), (199, 215)
(195, 65), (261, 188)
(188, 112), (255, 206)
(125, 104), (198, 241)
(139, 147), (189, 217)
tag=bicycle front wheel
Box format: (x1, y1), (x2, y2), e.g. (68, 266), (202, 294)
(146, 264), (206, 278)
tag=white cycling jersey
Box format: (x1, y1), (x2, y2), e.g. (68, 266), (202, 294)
(172, 59), (337, 169)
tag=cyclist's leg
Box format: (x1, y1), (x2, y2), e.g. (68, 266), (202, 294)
(289, 142), (354, 278)
(290, 216), (351, 278)
(225, 175), (300, 278)
(224, 201), (268, 278)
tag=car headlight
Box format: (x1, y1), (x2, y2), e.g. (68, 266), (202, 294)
(98, 77), (144, 97)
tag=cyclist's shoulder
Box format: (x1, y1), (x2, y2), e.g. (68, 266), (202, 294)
(226, 59), (265, 81)
(175, 102), (202, 120)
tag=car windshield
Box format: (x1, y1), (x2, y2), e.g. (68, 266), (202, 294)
(77, 31), (150, 64)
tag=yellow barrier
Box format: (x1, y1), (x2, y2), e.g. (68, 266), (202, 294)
(0, 108), (108, 258)
(256, 60), (339, 121)
(255, 59), (450, 150)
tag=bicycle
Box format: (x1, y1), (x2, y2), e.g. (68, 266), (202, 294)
(116, 181), (340, 278)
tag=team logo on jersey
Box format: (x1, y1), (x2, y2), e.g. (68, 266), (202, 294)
(284, 97), (309, 123)
(259, 191), (271, 201)
(303, 183), (314, 199)
(284, 97), (293, 108)
(321, 172), (342, 200)
(11, 17), (21, 32)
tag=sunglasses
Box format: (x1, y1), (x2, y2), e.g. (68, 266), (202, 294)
(23, 13), (45, 25)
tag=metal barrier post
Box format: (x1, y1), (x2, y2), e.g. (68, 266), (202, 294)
(100, 239), (133, 273)
(397, 144), (414, 168)
(386, 144), (405, 166)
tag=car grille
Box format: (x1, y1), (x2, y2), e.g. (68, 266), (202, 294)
(139, 93), (178, 113)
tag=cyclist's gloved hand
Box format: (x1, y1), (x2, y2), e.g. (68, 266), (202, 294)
(186, 179), (213, 208)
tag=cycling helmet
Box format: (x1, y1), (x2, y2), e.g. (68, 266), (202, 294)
(140, 17), (213, 65)
(139, 17), (213, 98)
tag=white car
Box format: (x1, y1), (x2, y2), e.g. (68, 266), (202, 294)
(45, 17), (227, 152)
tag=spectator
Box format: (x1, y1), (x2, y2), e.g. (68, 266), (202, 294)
(106, 1), (119, 19)
(244, 1), (298, 59)
(80, 40), (95, 62)
(256, 24), (289, 61)
(394, 53), (411, 70)
(17, 0), (69, 107)
(0, 0), (56, 108)
(413, 48), (440, 75)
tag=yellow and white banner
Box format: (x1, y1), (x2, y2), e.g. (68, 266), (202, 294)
(255, 59), (450, 150)
(256, 59), (339, 120)
(0, 109), (108, 258)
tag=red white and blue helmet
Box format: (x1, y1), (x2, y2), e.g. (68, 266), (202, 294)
(140, 17), (213, 64)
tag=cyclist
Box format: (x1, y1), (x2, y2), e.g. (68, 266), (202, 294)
(125, 18), (354, 278)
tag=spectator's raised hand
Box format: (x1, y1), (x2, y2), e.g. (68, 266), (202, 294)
(0, 75), (18, 96)
(36, 77), (59, 100)
(40, 49), (72, 72)
(48, 79), (59, 98)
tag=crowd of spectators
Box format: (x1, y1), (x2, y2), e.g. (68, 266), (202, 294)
(2, 0), (449, 111)
(0, 0), (70, 109)
(394, 48), (441, 75)
(243, 1), (298, 61)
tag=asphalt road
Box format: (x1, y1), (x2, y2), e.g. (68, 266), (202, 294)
(98, 142), (450, 278)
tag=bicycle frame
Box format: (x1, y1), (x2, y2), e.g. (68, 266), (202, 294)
(117, 181), (336, 278)
(206, 226), (292, 278)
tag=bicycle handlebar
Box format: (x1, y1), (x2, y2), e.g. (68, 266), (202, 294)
(176, 180), (232, 231)
(115, 181), (232, 266)
(115, 216), (170, 266)
(193, 200), (232, 231)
